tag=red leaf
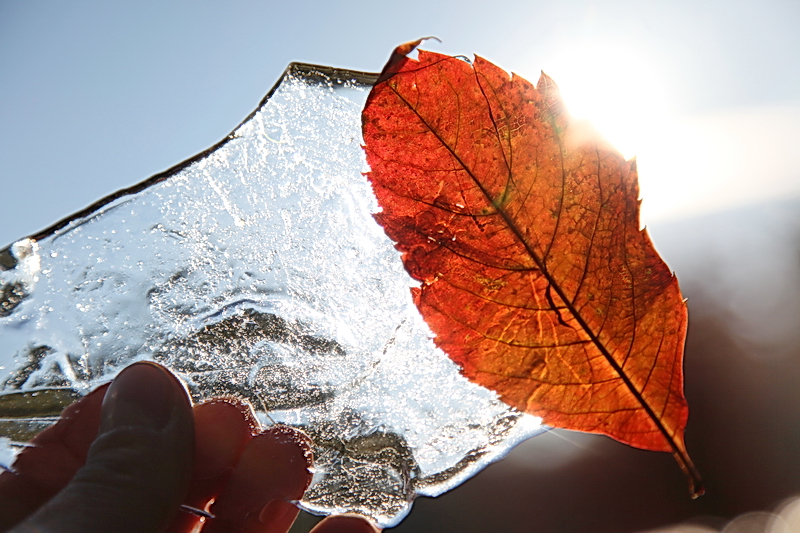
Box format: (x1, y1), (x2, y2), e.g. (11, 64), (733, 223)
(362, 42), (703, 496)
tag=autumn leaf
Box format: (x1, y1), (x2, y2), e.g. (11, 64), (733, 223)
(362, 41), (703, 497)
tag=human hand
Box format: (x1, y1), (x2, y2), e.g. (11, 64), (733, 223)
(0, 362), (379, 533)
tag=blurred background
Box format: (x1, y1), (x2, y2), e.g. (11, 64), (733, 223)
(1, 1), (799, 531)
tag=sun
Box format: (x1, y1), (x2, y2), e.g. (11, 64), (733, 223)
(521, 42), (707, 223)
(541, 43), (670, 161)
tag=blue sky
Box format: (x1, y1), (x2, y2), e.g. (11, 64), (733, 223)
(1, 0), (799, 247)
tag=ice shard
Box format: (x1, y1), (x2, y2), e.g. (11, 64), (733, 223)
(0, 63), (542, 527)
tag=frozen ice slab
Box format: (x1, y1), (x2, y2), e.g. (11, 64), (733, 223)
(0, 63), (542, 527)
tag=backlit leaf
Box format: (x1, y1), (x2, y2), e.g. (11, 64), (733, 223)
(362, 41), (703, 496)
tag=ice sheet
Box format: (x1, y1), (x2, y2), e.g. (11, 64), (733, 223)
(0, 63), (542, 527)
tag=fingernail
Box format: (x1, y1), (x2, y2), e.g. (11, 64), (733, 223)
(100, 362), (183, 433)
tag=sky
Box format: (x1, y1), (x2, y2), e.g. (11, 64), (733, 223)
(1, 0), (799, 247)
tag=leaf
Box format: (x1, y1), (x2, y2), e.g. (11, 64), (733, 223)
(362, 42), (703, 496)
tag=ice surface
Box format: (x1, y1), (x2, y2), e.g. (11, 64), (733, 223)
(0, 63), (542, 527)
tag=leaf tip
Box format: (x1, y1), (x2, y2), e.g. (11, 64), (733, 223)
(375, 37), (441, 85)
(536, 71), (568, 120)
(536, 71), (558, 93)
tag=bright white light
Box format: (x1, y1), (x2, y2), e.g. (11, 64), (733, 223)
(533, 43), (685, 225)
(519, 43), (800, 225)
(635, 104), (800, 222)
(546, 43), (800, 222)
(542, 43), (670, 161)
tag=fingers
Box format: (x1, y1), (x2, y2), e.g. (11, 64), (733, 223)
(0, 384), (108, 531)
(0, 363), (351, 533)
(10, 362), (195, 533)
(309, 515), (382, 533)
(191, 398), (260, 490)
(176, 406), (363, 533)
(166, 399), (257, 533)
(201, 425), (313, 533)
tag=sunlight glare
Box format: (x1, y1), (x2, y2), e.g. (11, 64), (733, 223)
(542, 43), (669, 162)
(527, 43), (716, 224)
(537, 44), (800, 224)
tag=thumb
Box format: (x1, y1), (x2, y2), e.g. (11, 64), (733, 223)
(12, 362), (194, 533)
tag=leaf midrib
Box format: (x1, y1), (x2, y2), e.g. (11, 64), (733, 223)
(383, 73), (693, 473)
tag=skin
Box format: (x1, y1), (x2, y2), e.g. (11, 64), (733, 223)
(0, 362), (380, 533)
